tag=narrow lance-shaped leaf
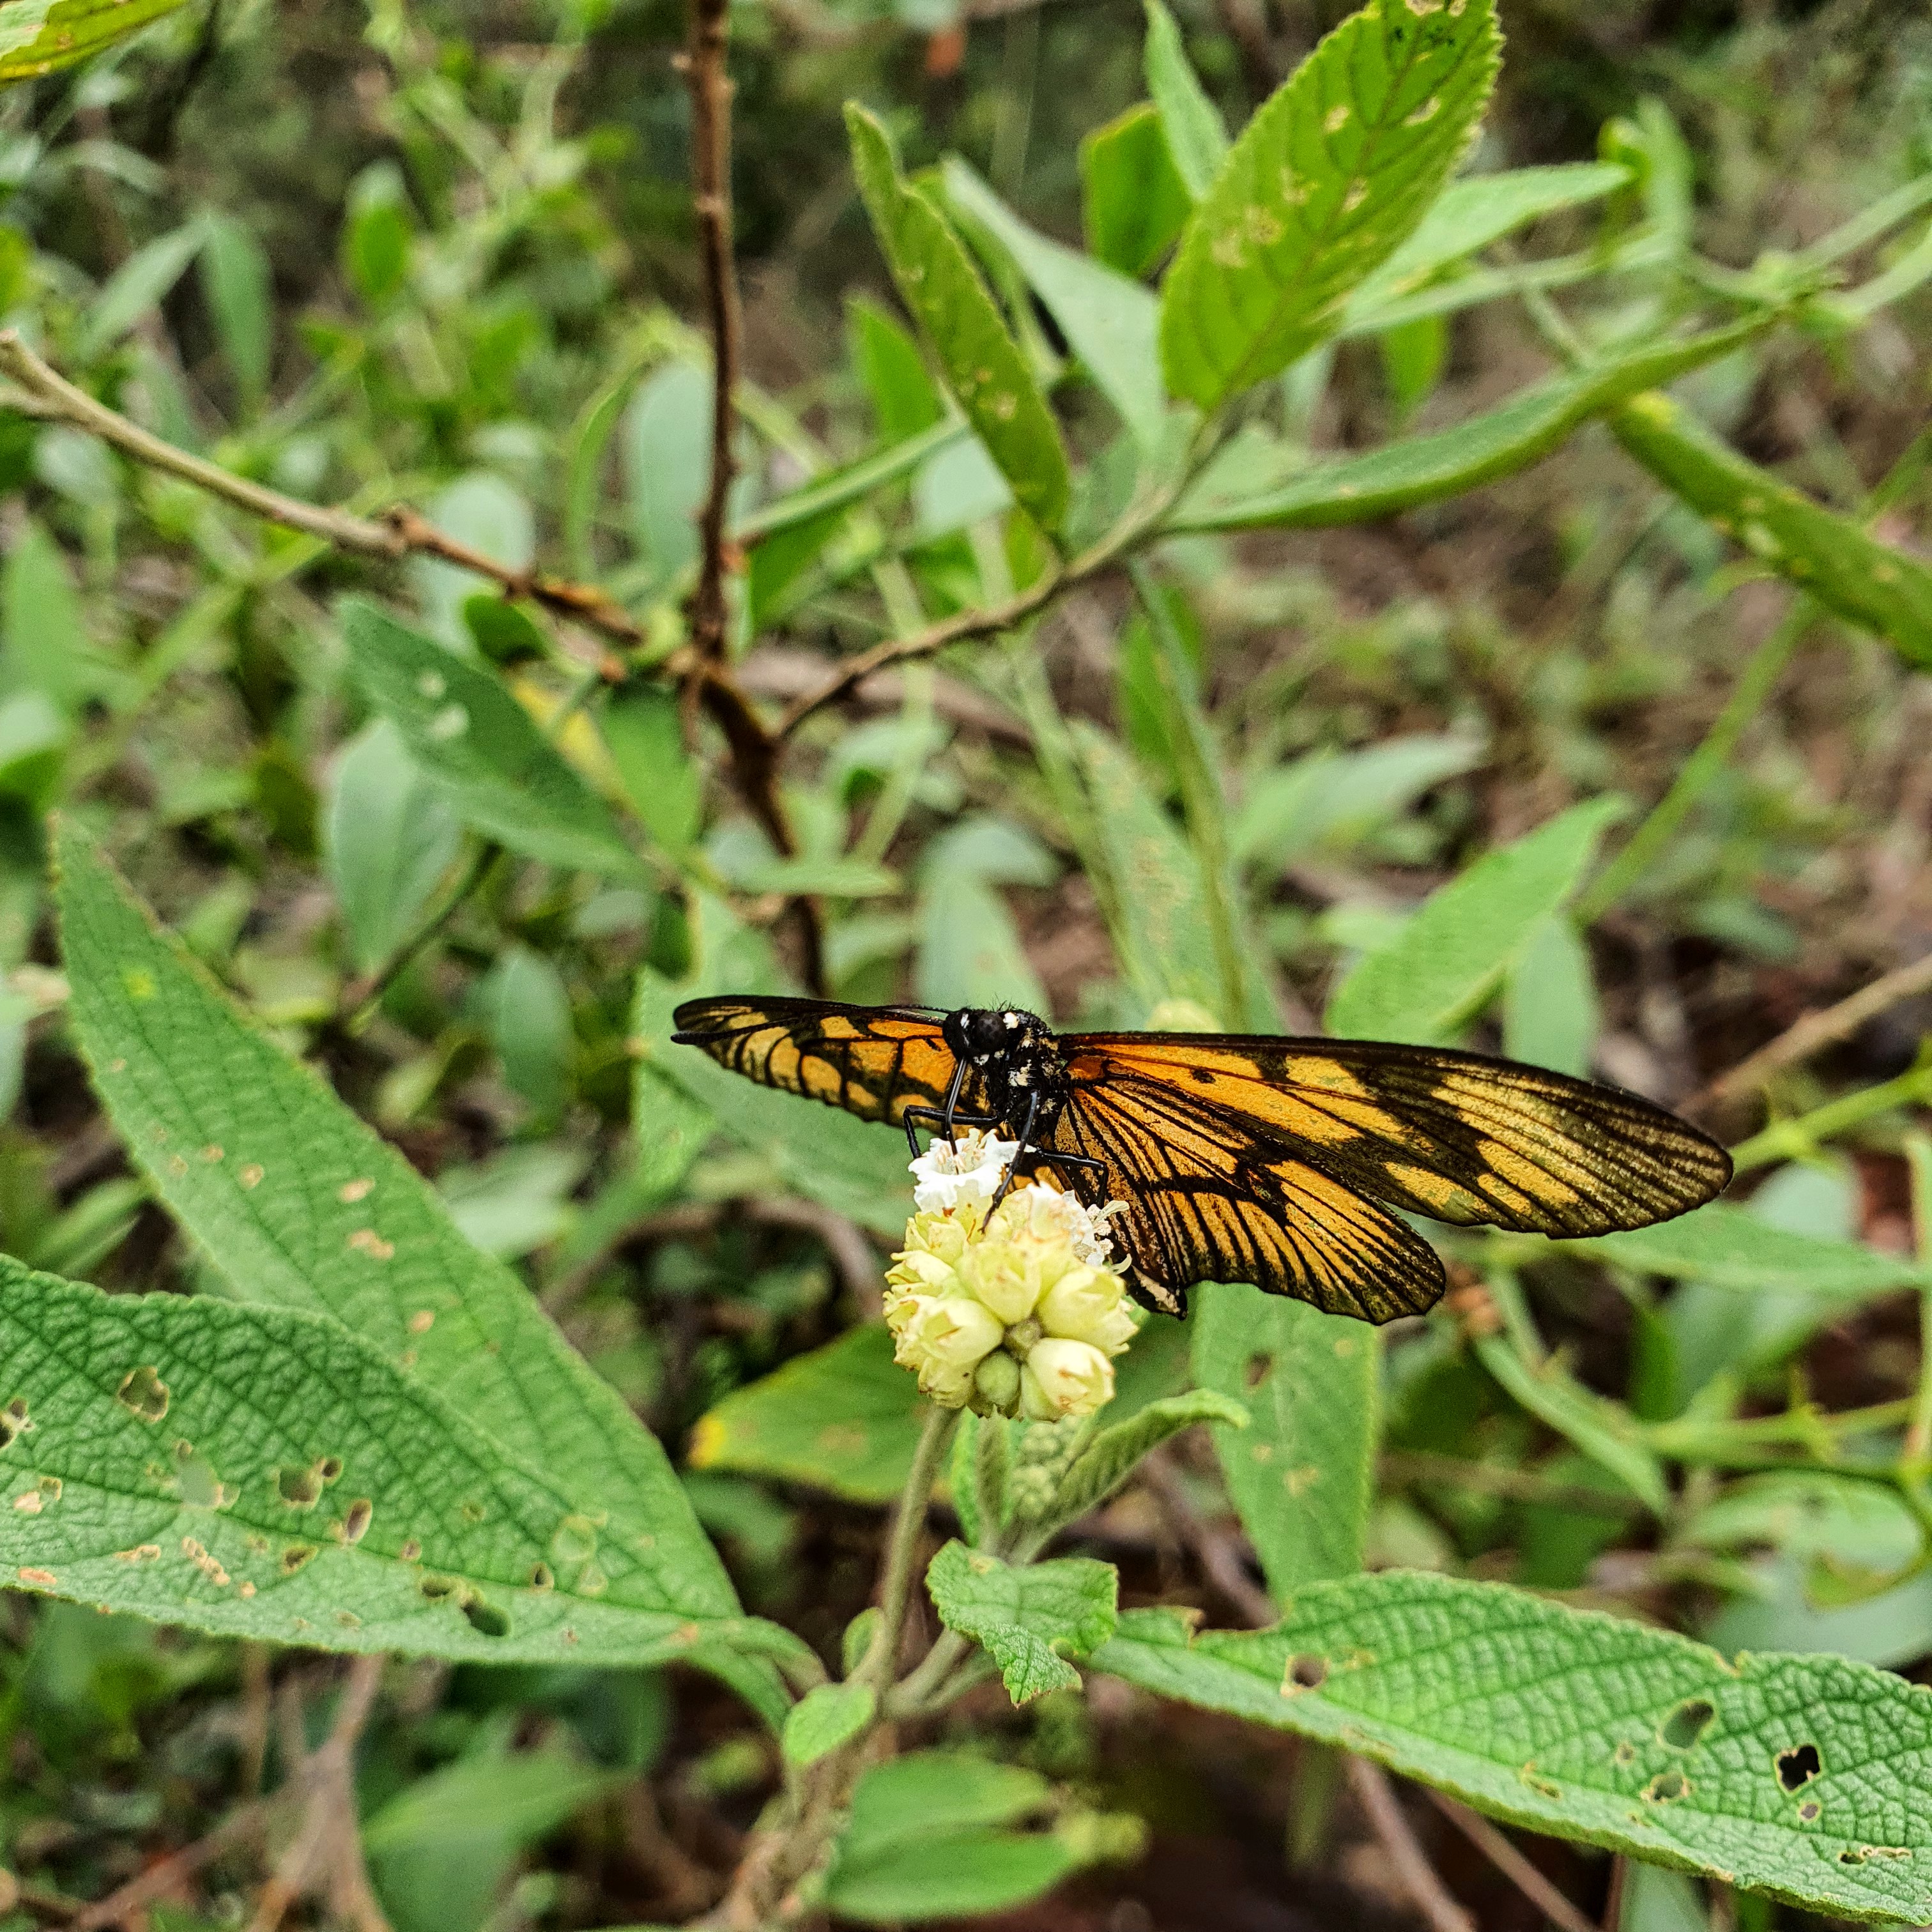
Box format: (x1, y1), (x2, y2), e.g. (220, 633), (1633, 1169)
(845, 105), (1070, 533)
(1094, 1569), (1932, 1924)
(52, 824), (740, 1629)
(1142, 0), (1229, 201)
(1610, 390), (1932, 668)
(0, 1258), (802, 1670)
(926, 1540), (1118, 1704)
(1160, 0), (1501, 415)
(0, 0), (189, 82)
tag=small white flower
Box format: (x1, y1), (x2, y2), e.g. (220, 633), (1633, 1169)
(908, 1129), (1020, 1214)
(999, 1181), (1130, 1270)
(1020, 1337), (1116, 1420)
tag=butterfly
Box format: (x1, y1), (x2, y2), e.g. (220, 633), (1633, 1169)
(670, 996), (1731, 1323)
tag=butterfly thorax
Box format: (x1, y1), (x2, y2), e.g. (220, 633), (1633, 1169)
(940, 1006), (1070, 1132)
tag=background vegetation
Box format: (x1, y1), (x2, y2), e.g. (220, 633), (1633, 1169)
(4, 0), (1932, 1928)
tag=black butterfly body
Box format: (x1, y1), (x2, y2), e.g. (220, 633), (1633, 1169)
(670, 995), (1731, 1323)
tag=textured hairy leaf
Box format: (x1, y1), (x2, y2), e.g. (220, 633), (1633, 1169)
(1042, 1388), (1248, 1535)
(1159, 0), (1500, 413)
(52, 825), (739, 1627)
(1193, 1284), (1377, 1593)
(0, 1258), (799, 1668)
(1095, 1570), (1932, 1923)
(846, 105), (1070, 532)
(926, 1540), (1118, 1703)
(781, 1682), (878, 1767)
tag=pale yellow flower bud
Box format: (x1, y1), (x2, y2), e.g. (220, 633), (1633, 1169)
(1020, 1337), (1116, 1420)
(1037, 1265), (1137, 1353)
(956, 1238), (1045, 1326)
(891, 1293), (1004, 1406)
(884, 1247), (959, 1298)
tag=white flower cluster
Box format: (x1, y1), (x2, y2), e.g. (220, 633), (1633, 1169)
(884, 1130), (1134, 1421)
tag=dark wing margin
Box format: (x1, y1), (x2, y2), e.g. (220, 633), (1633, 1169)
(670, 995), (963, 1128)
(1045, 1070), (1445, 1324)
(1062, 1033), (1731, 1239)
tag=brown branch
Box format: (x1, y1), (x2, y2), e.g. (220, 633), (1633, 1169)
(67, 1803), (268, 1931)
(1689, 948), (1932, 1112)
(1423, 1791), (1599, 1932)
(1345, 1759), (1475, 1932)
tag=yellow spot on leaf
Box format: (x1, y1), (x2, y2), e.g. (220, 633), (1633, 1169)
(339, 1177), (374, 1204)
(239, 1164), (264, 1189)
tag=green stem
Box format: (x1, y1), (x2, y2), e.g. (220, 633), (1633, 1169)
(1904, 1133), (1932, 1482)
(885, 1627), (971, 1715)
(1126, 556), (1251, 1027)
(1727, 1064), (1932, 1173)
(854, 1404), (958, 1690)
(1644, 1396), (1913, 1460)
(340, 839), (504, 1032)
(1576, 598), (1814, 923)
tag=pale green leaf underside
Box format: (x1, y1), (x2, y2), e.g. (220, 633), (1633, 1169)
(1570, 1203), (1926, 1299)
(1039, 1388), (1248, 1537)
(1094, 1570), (1932, 1924)
(0, 0), (187, 82)
(0, 1259), (797, 1669)
(1159, 0), (1501, 412)
(342, 601), (645, 878)
(846, 105), (1070, 533)
(1326, 796), (1621, 1043)
(1172, 318), (1768, 533)
(782, 1681), (878, 1767)
(926, 1540), (1117, 1704)
(52, 824), (738, 1625)
(1192, 1284), (1377, 1594)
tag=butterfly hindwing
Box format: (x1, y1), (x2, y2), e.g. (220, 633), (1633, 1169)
(671, 996), (970, 1127)
(1062, 1033), (1731, 1241)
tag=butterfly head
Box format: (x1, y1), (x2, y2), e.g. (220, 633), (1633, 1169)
(942, 1006), (1061, 1100)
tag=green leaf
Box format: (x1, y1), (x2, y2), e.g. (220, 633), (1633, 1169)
(1, 518), (113, 715)
(781, 1681), (877, 1767)
(322, 719), (464, 976)
(1571, 1204), (1922, 1299)
(1326, 797), (1622, 1043)
(1173, 318), (1769, 531)
(0, 0), (188, 82)
(1232, 731), (1485, 865)
(0, 1256), (791, 1667)
(942, 159), (1167, 453)
(77, 222), (206, 363)
(1039, 1388), (1248, 1537)
(689, 1326), (924, 1504)
(52, 824), (742, 1630)
(1501, 914), (1597, 1078)
(599, 684), (702, 857)
(1080, 102), (1192, 278)
(732, 418), (968, 546)
(196, 211), (273, 406)
(624, 360), (710, 583)
(723, 854), (900, 898)
(482, 944), (574, 1116)
(847, 295), (946, 441)
(845, 104), (1070, 533)
(916, 816), (1053, 1014)
(825, 1752), (1073, 1923)
(365, 1742), (625, 1932)
(1158, 0), (1501, 414)
(1142, 0), (1228, 201)
(341, 601), (644, 879)
(1193, 1285), (1377, 1593)
(1610, 391), (1932, 668)
(1346, 162), (1632, 321)
(926, 1540), (1118, 1704)
(1094, 1570), (1932, 1923)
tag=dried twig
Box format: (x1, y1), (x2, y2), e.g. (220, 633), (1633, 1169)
(67, 1804), (268, 1931)
(1425, 1790), (1599, 1932)
(1346, 1758), (1476, 1932)
(1689, 948), (1932, 1112)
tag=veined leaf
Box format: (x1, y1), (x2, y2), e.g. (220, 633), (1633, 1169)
(942, 159), (1167, 453)
(1611, 391), (1932, 668)
(342, 602), (645, 878)
(1158, 0), (1501, 414)
(0, 1257), (798, 1669)
(926, 1540), (1118, 1704)
(1193, 1284), (1377, 1593)
(845, 105), (1070, 533)
(1502, 914), (1597, 1079)
(1037, 1388), (1248, 1538)
(1326, 797), (1622, 1044)
(1172, 318), (1770, 532)
(1095, 1570), (1932, 1923)
(0, 0), (188, 82)
(1142, 0), (1228, 201)
(52, 825), (739, 1628)
(1080, 101), (1192, 277)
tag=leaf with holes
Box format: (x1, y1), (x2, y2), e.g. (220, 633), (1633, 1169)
(342, 601), (644, 878)
(1193, 1285), (1377, 1595)
(1094, 1569), (1932, 1923)
(52, 824), (740, 1636)
(926, 1540), (1118, 1704)
(0, 1256), (803, 1670)
(846, 105), (1070, 533)
(1158, 0), (1500, 413)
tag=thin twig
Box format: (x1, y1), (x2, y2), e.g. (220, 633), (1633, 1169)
(1424, 1791), (1599, 1932)
(1345, 1758), (1476, 1932)
(67, 1805), (268, 1931)
(1688, 947), (1932, 1112)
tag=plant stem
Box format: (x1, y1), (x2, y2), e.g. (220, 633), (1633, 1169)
(1727, 1064), (1932, 1172)
(1904, 1133), (1932, 1480)
(855, 1403), (959, 1690)
(1576, 597), (1813, 923)
(337, 840), (504, 1031)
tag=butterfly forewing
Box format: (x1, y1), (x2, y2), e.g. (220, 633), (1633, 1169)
(670, 995), (970, 1127)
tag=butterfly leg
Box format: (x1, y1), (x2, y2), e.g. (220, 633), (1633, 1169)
(901, 1104), (1001, 1160)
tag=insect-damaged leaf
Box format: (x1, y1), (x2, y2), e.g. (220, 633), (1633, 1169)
(1158, 0), (1501, 415)
(845, 103), (1070, 533)
(1094, 1569), (1932, 1922)
(0, 1256), (804, 1671)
